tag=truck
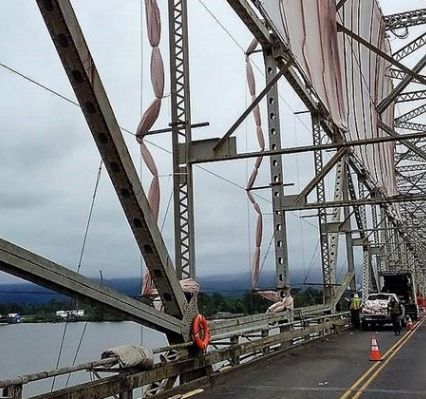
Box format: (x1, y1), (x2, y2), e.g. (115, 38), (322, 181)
(361, 271), (418, 330)
(361, 292), (405, 330)
(380, 271), (418, 321)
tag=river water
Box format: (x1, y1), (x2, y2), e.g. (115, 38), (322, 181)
(0, 322), (166, 397)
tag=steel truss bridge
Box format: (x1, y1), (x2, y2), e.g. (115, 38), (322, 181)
(1, 1), (426, 398)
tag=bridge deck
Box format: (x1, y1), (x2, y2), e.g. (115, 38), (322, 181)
(197, 319), (426, 399)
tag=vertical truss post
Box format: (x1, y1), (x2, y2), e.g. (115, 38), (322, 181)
(396, 233), (405, 269)
(357, 181), (373, 296)
(263, 49), (289, 289)
(312, 113), (334, 304)
(362, 248), (370, 300)
(380, 207), (391, 271)
(168, 0), (196, 280)
(327, 160), (344, 290)
(371, 205), (382, 272)
(341, 161), (355, 290)
(404, 238), (412, 271)
(347, 171), (378, 293)
(389, 223), (399, 270)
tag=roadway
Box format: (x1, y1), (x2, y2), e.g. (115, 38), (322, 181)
(196, 318), (426, 399)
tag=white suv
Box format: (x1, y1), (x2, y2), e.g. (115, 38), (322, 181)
(361, 293), (405, 330)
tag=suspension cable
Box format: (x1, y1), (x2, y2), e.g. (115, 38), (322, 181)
(0, 62), (317, 230)
(77, 161), (103, 273)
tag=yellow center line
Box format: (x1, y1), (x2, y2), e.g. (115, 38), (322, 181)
(339, 318), (425, 399)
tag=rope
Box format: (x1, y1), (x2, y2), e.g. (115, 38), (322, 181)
(0, 62), (79, 107)
(77, 161), (103, 273)
(160, 177), (174, 233)
(51, 322), (69, 391)
(303, 238), (320, 285)
(64, 321), (88, 388)
(0, 60), (318, 231)
(259, 232), (275, 274)
(196, 1), (313, 135)
(55, 163), (102, 391)
(197, 0), (245, 52)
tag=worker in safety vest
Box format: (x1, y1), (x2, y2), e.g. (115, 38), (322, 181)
(349, 293), (362, 329)
(388, 298), (402, 336)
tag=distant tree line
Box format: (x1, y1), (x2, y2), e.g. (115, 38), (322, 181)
(0, 288), (323, 322)
(198, 288), (323, 317)
(0, 300), (125, 322)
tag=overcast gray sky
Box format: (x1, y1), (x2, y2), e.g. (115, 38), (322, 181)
(0, 0), (423, 286)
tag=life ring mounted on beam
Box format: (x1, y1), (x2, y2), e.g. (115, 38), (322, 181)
(191, 314), (210, 351)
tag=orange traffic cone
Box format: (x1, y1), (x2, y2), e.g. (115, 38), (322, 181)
(369, 336), (382, 362)
(407, 317), (414, 331)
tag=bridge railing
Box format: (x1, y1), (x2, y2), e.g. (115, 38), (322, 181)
(0, 311), (349, 399)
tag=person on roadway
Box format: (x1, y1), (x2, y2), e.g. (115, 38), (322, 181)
(349, 293), (362, 329)
(388, 298), (402, 336)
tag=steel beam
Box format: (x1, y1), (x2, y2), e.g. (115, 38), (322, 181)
(395, 121), (426, 131)
(378, 54), (426, 114)
(337, 24), (426, 87)
(190, 131), (426, 164)
(397, 90), (426, 103)
(0, 238), (183, 334)
(312, 114), (333, 304)
(395, 104), (426, 123)
(386, 69), (425, 83)
(327, 160), (345, 297)
(36, 0), (188, 320)
(168, 0), (196, 280)
(380, 208), (391, 271)
(296, 148), (347, 203)
(342, 164), (355, 291)
(393, 33), (426, 62)
(384, 8), (426, 31)
(371, 205), (382, 272)
(225, 0), (271, 46)
(336, 0), (349, 11)
(379, 121), (426, 163)
(282, 194), (426, 212)
(264, 50), (289, 289)
(227, 0), (338, 137)
(213, 61), (291, 153)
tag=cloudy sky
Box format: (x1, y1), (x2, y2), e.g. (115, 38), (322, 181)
(0, 0), (423, 286)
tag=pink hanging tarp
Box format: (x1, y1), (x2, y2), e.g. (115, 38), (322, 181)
(246, 47), (266, 290)
(139, 0), (164, 297)
(257, 0), (396, 196)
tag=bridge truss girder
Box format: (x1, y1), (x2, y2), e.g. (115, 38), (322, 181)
(35, 0), (192, 340)
(0, 1), (425, 398)
(223, 0), (426, 301)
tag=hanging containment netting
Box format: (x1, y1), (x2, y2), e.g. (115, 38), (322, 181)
(257, 0), (397, 196)
(138, 0), (163, 298)
(138, 1), (200, 307)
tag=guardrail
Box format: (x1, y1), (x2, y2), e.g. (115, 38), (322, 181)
(0, 310), (349, 399)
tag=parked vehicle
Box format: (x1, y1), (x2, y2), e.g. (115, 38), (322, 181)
(361, 292), (405, 330)
(380, 271), (418, 321)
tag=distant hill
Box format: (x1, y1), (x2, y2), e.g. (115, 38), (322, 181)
(0, 278), (141, 305)
(0, 269), (322, 304)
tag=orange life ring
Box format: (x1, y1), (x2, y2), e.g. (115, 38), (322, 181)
(191, 314), (210, 351)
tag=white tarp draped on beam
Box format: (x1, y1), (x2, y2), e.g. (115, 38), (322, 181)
(258, 0), (396, 195)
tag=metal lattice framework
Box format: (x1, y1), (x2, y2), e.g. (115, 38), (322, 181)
(168, 0), (196, 281)
(1, 1), (426, 398)
(384, 8), (426, 31)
